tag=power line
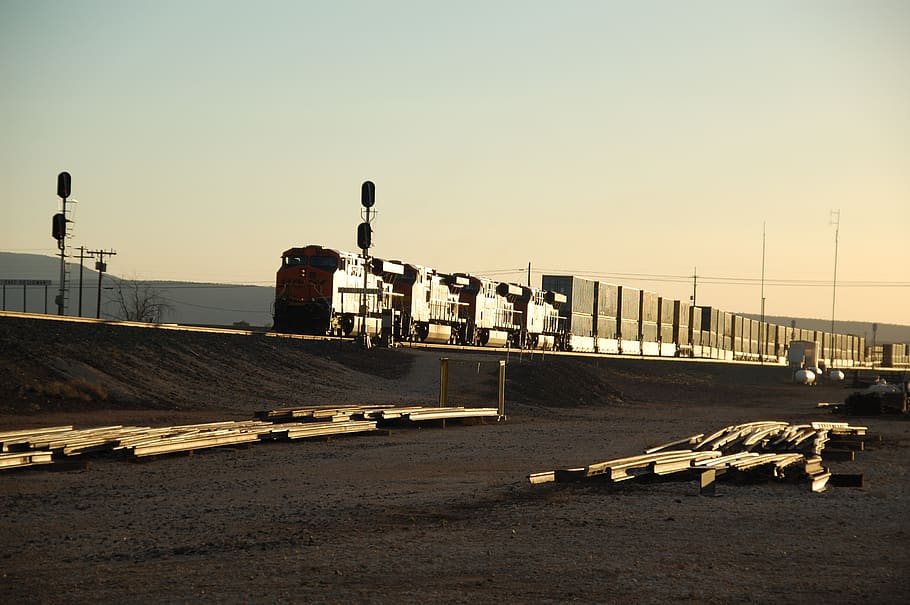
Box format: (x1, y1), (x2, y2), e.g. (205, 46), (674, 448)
(112, 282), (271, 289)
(472, 268), (910, 288)
(158, 296), (267, 314)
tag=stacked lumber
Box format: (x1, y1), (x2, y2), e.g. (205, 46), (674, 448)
(529, 421), (870, 493)
(255, 404), (501, 424)
(362, 405), (500, 422)
(1, 425), (75, 452)
(118, 421), (279, 458)
(0, 418), (379, 470)
(0, 403), (499, 472)
(266, 420), (379, 441)
(0, 450), (54, 470)
(255, 405), (393, 423)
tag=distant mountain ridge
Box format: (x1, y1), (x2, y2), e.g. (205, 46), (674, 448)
(737, 313), (909, 346)
(0, 252), (273, 326)
(2, 252), (908, 339)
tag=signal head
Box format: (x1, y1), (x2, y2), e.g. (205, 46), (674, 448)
(361, 181), (375, 208)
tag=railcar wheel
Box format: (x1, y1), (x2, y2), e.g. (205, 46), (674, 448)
(418, 324), (430, 342)
(340, 314), (355, 336)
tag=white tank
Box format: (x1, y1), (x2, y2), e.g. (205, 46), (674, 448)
(795, 369), (816, 385)
(829, 369), (845, 382)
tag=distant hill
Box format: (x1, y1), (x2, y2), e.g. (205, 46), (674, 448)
(0, 252), (273, 327)
(738, 313), (909, 345)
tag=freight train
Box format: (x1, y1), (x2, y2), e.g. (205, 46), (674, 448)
(273, 244), (906, 369)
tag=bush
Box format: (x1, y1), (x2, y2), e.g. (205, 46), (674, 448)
(27, 379), (109, 402)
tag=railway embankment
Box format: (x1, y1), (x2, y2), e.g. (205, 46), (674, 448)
(2, 312), (857, 427)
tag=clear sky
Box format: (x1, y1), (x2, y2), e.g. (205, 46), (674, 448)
(2, 0), (908, 325)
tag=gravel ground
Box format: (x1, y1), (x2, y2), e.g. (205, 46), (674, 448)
(1, 314), (909, 604)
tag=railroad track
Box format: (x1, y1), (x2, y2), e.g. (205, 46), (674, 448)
(4, 311), (907, 383)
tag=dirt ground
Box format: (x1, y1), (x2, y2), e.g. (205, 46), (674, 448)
(1, 314), (909, 604)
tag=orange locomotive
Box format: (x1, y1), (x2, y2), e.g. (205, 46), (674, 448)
(272, 245), (396, 337)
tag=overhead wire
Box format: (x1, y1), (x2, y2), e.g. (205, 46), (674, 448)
(470, 267), (910, 288)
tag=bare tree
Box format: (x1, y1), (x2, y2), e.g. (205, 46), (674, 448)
(109, 277), (174, 323)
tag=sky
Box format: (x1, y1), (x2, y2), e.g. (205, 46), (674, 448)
(1, 0), (908, 325)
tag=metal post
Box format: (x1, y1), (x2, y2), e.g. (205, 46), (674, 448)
(438, 358), (449, 407)
(358, 187), (374, 349)
(498, 360), (506, 418)
(362, 218), (369, 348)
(89, 249), (116, 319)
(872, 323), (878, 370)
(77, 246), (90, 317)
(96, 258), (104, 319)
(830, 210), (840, 334)
(691, 267), (697, 306)
(901, 379), (908, 415)
(760, 222), (766, 364)
(357, 180), (377, 348)
(57, 195), (67, 315)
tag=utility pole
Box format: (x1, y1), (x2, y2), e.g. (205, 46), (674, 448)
(872, 322), (878, 370)
(527, 261), (531, 287)
(691, 267), (697, 306)
(830, 209), (840, 334)
(76, 246), (94, 318)
(760, 222), (766, 364)
(88, 249), (117, 319)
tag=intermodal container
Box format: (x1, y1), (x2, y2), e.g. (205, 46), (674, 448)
(542, 275), (596, 316)
(673, 300), (690, 346)
(595, 282), (618, 339)
(689, 306), (702, 346)
(640, 290), (658, 342)
(618, 286), (641, 321)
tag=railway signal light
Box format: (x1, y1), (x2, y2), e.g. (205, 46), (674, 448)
(357, 222), (372, 250)
(57, 171), (71, 199)
(52, 213), (67, 241)
(361, 181), (375, 208)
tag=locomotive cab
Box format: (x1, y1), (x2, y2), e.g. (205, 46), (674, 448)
(273, 245), (391, 337)
(273, 245), (342, 334)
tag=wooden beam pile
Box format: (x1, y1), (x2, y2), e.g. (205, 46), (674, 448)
(529, 421), (870, 493)
(0, 418), (379, 470)
(0, 403), (500, 471)
(255, 405), (394, 423)
(119, 421), (278, 458)
(0, 450), (54, 470)
(363, 405), (501, 422)
(256, 404), (501, 425)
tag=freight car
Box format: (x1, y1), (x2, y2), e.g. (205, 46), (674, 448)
(274, 244), (890, 369)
